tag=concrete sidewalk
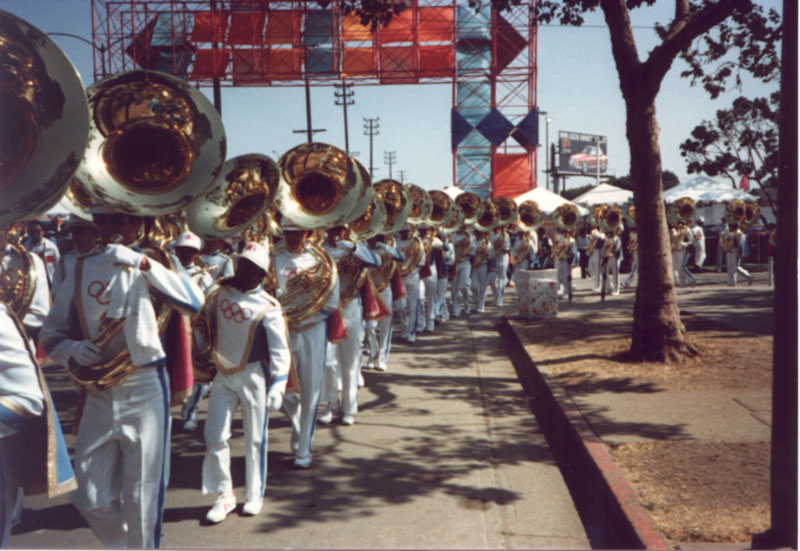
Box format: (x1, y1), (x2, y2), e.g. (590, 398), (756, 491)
(499, 267), (774, 549)
(12, 304), (589, 549)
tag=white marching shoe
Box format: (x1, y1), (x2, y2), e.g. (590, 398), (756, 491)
(242, 498), (263, 516)
(206, 492), (236, 524)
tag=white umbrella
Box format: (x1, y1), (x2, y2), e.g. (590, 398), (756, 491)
(572, 183), (633, 206)
(663, 175), (758, 204)
(512, 187), (588, 216)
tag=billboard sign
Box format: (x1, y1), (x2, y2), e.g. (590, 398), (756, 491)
(557, 131), (608, 175)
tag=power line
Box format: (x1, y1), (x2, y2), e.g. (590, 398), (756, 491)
(334, 82), (355, 155)
(363, 117), (380, 176)
(384, 150), (397, 181)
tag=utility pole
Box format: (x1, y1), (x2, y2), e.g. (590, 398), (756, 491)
(334, 82), (354, 154)
(398, 170), (408, 183)
(363, 117), (380, 176)
(384, 151), (397, 180)
(293, 79), (326, 143)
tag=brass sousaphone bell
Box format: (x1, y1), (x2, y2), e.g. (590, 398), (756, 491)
(516, 200), (542, 231)
(186, 153), (279, 239)
(492, 196), (518, 226)
(405, 184), (434, 224)
(0, 9), (90, 226)
(275, 142), (364, 230)
(374, 179), (412, 234)
(427, 190), (457, 228)
(76, 70), (226, 216)
(473, 200), (499, 232)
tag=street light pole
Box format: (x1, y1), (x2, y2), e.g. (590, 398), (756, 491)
(538, 109), (548, 190)
(545, 116), (552, 176)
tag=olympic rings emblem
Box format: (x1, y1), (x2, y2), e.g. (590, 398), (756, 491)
(87, 280), (111, 305)
(281, 266), (304, 279)
(219, 298), (252, 323)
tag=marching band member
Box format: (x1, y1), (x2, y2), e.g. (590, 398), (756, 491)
(488, 226), (511, 307)
(52, 216), (98, 298)
(1, 227), (50, 342)
(364, 235), (403, 372)
(198, 237), (235, 281)
(622, 228), (639, 289)
(552, 229), (577, 299)
(0, 301), (76, 546)
(319, 226), (380, 425)
(22, 219), (60, 291)
(602, 229), (622, 296)
(41, 208), (205, 549)
(395, 224), (424, 343)
(435, 232), (454, 324)
(470, 231), (492, 313)
(690, 216), (707, 271)
(201, 242), (290, 523)
(587, 225), (604, 291)
(451, 226), (475, 317)
(273, 221), (339, 469)
(671, 221), (696, 287)
(723, 223), (753, 286)
(170, 231), (216, 433)
(418, 225), (439, 333)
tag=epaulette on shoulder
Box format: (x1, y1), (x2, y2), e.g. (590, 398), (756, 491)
(260, 291), (281, 308)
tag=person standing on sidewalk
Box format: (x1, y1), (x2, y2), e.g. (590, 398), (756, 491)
(690, 217), (707, 272)
(576, 227), (590, 279)
(724, 223), (753, 286)
(201, 242), (291, 523)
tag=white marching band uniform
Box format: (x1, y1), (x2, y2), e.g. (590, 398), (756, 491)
(201, 279), (291, 512)
(198, 250), (235, 281)
(588, 228), (604, 291)
(602, 233), (622, 295)
(724, 226), (753, 286)
(671, 225), (696, 287)
(451, 231), (475, 317)
(24, 237), (61, 290)
(488, 231), (510, 307)
(395, 234), (425, 343)
(321, 240), (380, 424)
(435, 237), (454, 323)
(690, 221), (706, 269)
(41, 243), (204, 549)
(365, 241), (404, 371)
(420, 234), (439, 332)
(623, 230), (639, 288)
(3, 245), (50, 339)
(552, 232), (576, 299)
(274, 243), (339, 467)
(470, 235), (492, 313)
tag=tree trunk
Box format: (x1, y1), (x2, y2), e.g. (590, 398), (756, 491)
(625, 95), (697, 362)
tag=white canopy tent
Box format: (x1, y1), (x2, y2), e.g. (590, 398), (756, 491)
(663, 175), (758, 204)
(572, 183), (633, 206)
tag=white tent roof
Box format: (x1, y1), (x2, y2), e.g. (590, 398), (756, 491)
(663, 175), (758, 204)
(512, 187), (589, 216)
(572, 183), (633, 206)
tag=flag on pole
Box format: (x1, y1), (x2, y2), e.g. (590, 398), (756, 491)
(739, 174), (750, 191)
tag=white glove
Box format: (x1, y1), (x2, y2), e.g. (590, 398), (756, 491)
(336, 240), (356, 251)
(267, 389), (284, 412)
(105, 244), (146, 268)
(71, 340), (103, 366)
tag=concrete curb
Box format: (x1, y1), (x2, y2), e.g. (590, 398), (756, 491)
(497, 316), (672, 550)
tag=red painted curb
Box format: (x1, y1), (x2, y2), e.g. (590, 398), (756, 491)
(498, 316), (672, 550)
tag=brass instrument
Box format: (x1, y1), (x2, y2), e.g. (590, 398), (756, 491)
(428, 190), (456, 227)
(452, 230), (472, 263)
(351, 193), (388, 241)
(668, 196), (695, 226)
(398, 235), (423, 277)
(57, 175), (95, 221)
(472, 237), (489, 265)
(552, 235), (573, 262)
(275, 142), (363, 230)
(516, 200), (542, 231)
(627, 231), (638, 256)
(344, 157), (374, 224)
(337, 250), (369, 305)
(441, 205), (465, 235)
(473, 200), (498, 232)
(405, 184), (434, 223)
(510, 235), (531, 265)
(374, 179), (412, 234)
(448, 190), (482, 225)
(670, 225), (689, 252)
(186, 153), (279, 239)
(493, 197), (518, 226)
(0, 10), (90, 226)
(369, 250), (397, 294)
(76, 70), (226, 216)
(601, 233), (617, 259)
(554, 203), (580, 231)
(726, 199), (746, 224)
(601, 204), (623, 232)
(744, 200), (760, 226)
(721, 227), (737, 253)
(624, 203), (636, 229)
(189, 284), (220, 383)
(278, 243), (338, 328)
(0, 241), (38, 319)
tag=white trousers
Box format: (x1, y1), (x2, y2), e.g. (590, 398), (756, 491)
(589, 251), (601, 290)
(71, 368), (170, 549)
(421, 270), (437, 331)
(488, 256), (509, 306)
(556, 259), (571, 297)
(624, 253), (639, 287)
(398, 272), (420, 341)
(452, 260), (471, 315)
(366, 286), (393, 370)
(470, 263), (489, 311)
(202, 363), (269, 502)
(283, 322), (327, 460)
(726, 252), (751, 285)
(673, 250), (695, 287)
(435, 276), (450, 322)
(322, 299), (363, 416)
(604, 257), (620, 295)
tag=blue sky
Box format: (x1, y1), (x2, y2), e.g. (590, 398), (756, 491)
(2, 0), (782, 194)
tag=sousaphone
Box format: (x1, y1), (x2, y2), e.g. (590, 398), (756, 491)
(374, 179), (412, 234)
(428, 190), (456, 227)
(186, 153), (279, 239)
(405, 184), (433, 223)
(0, 9), (90, 226)
(76, 70), (226, 216)
(493, 196), (518, 226)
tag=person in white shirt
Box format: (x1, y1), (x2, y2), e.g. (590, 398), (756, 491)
(198, 238), (235, 281)
(364, 235), (403, 372)
(395, 225), (425, 343)
(52, 216), (98, 298)
(450, 228), (475, 317)
(470, 231), (492, 313)
(201, 242), (291, 523)
(22, 219), (60, 291)
(41, 207), (205, 549)
(487, 226), (511, 307)
(690, 217), (707, 271)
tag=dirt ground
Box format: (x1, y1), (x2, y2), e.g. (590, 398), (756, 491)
(514, 311), (772, 545)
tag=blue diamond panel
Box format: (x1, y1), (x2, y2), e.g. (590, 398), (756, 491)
(476, 109), (515, 147)
(451, 109), (474, 150)
(513, 108), (539, 150)
(151, 12), (192, 47)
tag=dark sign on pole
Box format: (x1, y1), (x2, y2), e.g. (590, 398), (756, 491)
(557, 131), (608, 175)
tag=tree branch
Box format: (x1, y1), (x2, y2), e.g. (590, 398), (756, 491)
(599, 0), (642, 97)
